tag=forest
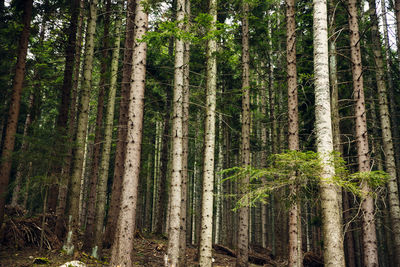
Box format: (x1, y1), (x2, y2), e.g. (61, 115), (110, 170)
(1, 0), (400, 266)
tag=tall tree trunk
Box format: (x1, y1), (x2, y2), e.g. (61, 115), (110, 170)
(110, 1), (148, 265)
(154, 90), (172, 235)
(151, 120), (162, 231)
(84, 0), (111, 250)
(0, 0), (32, 226)
(47, 0), (81, 213)
(166, 0), (185, 265)
(368, 0), (400, 264)
(286, 0), (301, 265)
(103, 0), (136, 248)
(215, 112), (224, 245)
(91, 10), (122, 258)
(179, 0), (190, 264)
(237, 2), (250, 266)
(313, 0), (346, 265)
(63, 0), (98, 255)
(199, 0), (217, 265)
(268, 17), (277, 254)
(54, 0), (85, 239)
(348, 0), (379, 265)
(155, 4), (176, 234)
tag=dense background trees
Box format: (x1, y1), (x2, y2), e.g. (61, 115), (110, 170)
(1, 0), (400, 266)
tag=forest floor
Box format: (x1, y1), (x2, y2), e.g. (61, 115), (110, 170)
(0, 235), (278, 266)
(0, 207), (322, 266)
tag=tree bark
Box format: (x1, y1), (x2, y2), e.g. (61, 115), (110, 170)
(166, 0), (185, 265)
(313, 0), (346, 265)
(83, 0), (111, 250)
(348, 0), (379, 265)
(368, 0), (400, 264)
(54, 0), (84, 240)
(154, 91), (172, 235)
(47, 0), (81, 213)
(286, 0), (301, 265)
(63, 0), (98, 255)
(179, 1), (190, 264)
(103, 0), (136, 248)
(91, 10), (122, 258)
(109, 1), (147, 265)
(237, 2), (250, 266)
(199, 0), (217, 265)
(0, 0), (32, 227)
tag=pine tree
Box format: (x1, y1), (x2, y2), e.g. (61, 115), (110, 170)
(63, 0), (98, 255)
(313, 0), (345, 264)
(199, 0), (217, 265)
(237, 1), (250, 266)
(166, 0), (185, 265)
(0, 0), (33, 227)
(368, 0), (400, 264)
(103, 0), (135, 248)
(348, 0), (378, 264)
(110, 0), (148, 265)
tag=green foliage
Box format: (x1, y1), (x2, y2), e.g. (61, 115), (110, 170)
(143, 13), (237, 46)
(221, 151), (389, 210)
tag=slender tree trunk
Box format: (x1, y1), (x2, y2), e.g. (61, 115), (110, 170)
(237, 2), (250, 266)
(154, 93), (172, 235)
(0, 0), (32, 226)
(313, 0), (346, 265)
(63, 0), (98, 255)
(151, 120), (162, 231)
(91, 10), (122, 259)
(145, 152), (152, 229)
(166, 0), (185, 265)
(286, 0), (301, 264)
(215, 112), (224, 245)
(103, 0), (135, 248)
(368, 1), (400, 264)
(179, 1), (190, 264)
(268, 17), (277, 254)
(348, 0), (379, 265)
(199, 0), (217, 265)
(47, 0), (81, 213)
(83, 0), (111, 250)
(110, 1), (147, 265)
(55, 0), (85, 239)
(260, 70), (268, 248)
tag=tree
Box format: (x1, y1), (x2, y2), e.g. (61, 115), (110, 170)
(84, 0), (111, 250)
(0, 0), (33, 227)
(91, 5), (122, 258)
(313, 0), (345, 265)
(103, 0), (136, 248)
(166, 0), (185, 265)
(55, 0), (84, 240)
(368, 0), (400, 264)
(179, 0), (191, 264)
(286, 0), (301, 264)
(237, 1), (250, 266)
(110, 0), (148, 265)
(199, 0), (217, 265)
(348, 0), (378, 265)
(63, 0), (98, 255)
